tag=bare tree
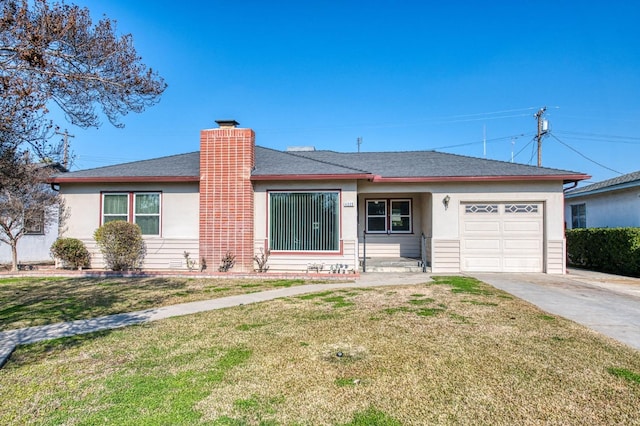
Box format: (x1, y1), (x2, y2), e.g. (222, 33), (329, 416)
(0, 0), (166, 169)
(0, 159), (63, 270)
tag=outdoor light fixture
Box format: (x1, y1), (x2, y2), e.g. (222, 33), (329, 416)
(443, 195), (451, 210)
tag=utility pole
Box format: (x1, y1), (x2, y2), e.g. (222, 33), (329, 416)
(55, 129), (74, 169)
(534, 107), (547, 167)
(357, 136), (362, 153)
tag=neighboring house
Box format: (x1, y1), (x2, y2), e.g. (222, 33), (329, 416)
(564, 171), (640, 229)
(51, 120), (589, 274)
(0, 163), (65, 267)
(0, 209), (59, 266)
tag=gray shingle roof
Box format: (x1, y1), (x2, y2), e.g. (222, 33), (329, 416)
(278, 149), (583, 178)
(55, 152), (200, 179)
(54, 146), (587, 182)
(565, 170), (640, 197)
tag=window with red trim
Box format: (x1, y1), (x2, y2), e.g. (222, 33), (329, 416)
(102, 192), (160, 236)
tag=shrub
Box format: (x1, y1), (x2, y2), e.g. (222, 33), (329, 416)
(218, 251), (235, 272)
(566, 227), (640, 277)
(94, 221), (146, 271)
(50, 238), (90, 270)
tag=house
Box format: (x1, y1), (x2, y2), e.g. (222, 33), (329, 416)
(564, 171), (640, 229)
(0, 162), (65, 267)
(51, 120), (589, 274)
(0, 210), (59, 267)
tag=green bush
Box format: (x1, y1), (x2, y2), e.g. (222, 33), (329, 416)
(566, 228), (640, 277)
(94, 221), (146, 271)
(50, 238), (91, 270)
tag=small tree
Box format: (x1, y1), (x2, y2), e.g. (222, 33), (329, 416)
(50, 237), (89, 269)
(94, 221), (146, 271)
(0, 160), (63, 271)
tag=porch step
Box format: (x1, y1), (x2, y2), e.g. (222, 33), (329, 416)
(360, 257), (429, 273)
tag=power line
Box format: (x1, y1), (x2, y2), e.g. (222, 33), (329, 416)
(429, 133), (530, 151)
(511, 136), (536, 163)
(553, 130), (640, 143)
(548, 133), (623, 175)
(257, 107), (540, 133)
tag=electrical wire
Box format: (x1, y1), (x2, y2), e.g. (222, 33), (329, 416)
(511, 136), (536, 163)
(428, 133), (529, 151)
(548, 133), (623, 175)
(553, 130), (640, 144)
(258, 107), (540, 133)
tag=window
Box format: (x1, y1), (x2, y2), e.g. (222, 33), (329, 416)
(134, 193), (160, 235)
(24, 210), (45, 235)
(103, 194), (129, 223)
(269, 191), (339, 251)
(366, 199), (412, 233)
(465, 204), (499, 214)
(571, 203), (586, 229)
(505, 204), (539, 214)
(102, 192), (161, 235)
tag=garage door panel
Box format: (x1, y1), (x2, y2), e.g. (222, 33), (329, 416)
(463, 221), (500, 233)
(463, 257), (501, 271)
(503, 257), (542, 272)
(463, 238), (501, 250)
(503, 220), (541, 233)
(503, 238), (540, 251)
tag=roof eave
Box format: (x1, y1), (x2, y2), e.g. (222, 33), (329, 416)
(50, 176), (200, 184)
(565, 179), (640, 199)
(370, 174), (591, 183)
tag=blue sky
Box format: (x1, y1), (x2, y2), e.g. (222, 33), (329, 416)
(55, 1), (640, 185)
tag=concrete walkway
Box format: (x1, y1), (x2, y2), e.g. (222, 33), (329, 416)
(0, 273), (431, 367)
(472, 269), (640, 351)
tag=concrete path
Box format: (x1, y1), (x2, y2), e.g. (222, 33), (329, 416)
(0, 273), (431, 367)
(472, 269), (640, 351)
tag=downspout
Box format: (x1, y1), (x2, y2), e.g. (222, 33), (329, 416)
(563, 181), (578, 193)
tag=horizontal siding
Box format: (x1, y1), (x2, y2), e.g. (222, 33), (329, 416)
(431, 239), (460, 273)
(546, 239), (566, 274)
(79, 238), (199, 270)
(358, 234), (420, 258)
(254, 239), (358, 273)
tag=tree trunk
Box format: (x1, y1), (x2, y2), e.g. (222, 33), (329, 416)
(11, 239), (18, 272)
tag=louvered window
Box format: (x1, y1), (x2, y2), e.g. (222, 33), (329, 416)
(269, 192), (340, 251)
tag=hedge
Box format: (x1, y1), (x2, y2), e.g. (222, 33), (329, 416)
(566, 227), (640, 277)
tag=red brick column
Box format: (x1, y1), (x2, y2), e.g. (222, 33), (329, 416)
(199, 125), (255, 272)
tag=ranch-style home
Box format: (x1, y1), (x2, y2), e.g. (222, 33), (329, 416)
(51, 120), (589, 274)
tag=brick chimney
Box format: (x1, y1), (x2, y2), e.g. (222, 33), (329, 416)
(199, 120), (255, 272)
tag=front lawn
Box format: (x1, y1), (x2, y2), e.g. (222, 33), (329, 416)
(1, 277), (639, 425)
(0, 276), (321, 331)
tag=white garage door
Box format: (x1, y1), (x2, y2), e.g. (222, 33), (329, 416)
(460, 203), (543, 272)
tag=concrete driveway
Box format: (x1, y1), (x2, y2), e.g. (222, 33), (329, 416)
(471, 269), (640, 351)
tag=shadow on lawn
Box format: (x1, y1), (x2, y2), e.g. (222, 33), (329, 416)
(7, 329), (115, 366)
(0, 277), (190, 331)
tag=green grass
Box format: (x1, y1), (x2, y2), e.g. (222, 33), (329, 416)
(608, 367), (640, 384)
(322, 295), (355, 308)
(432, 275), (493, 295)
(297, 290), (334, 300)
(0, 276), (326, 331)
(341, 408), (402, 426)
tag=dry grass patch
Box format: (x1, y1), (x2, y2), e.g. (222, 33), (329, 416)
(0, 276), (336, 331)
(1, 277), (639, 425)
